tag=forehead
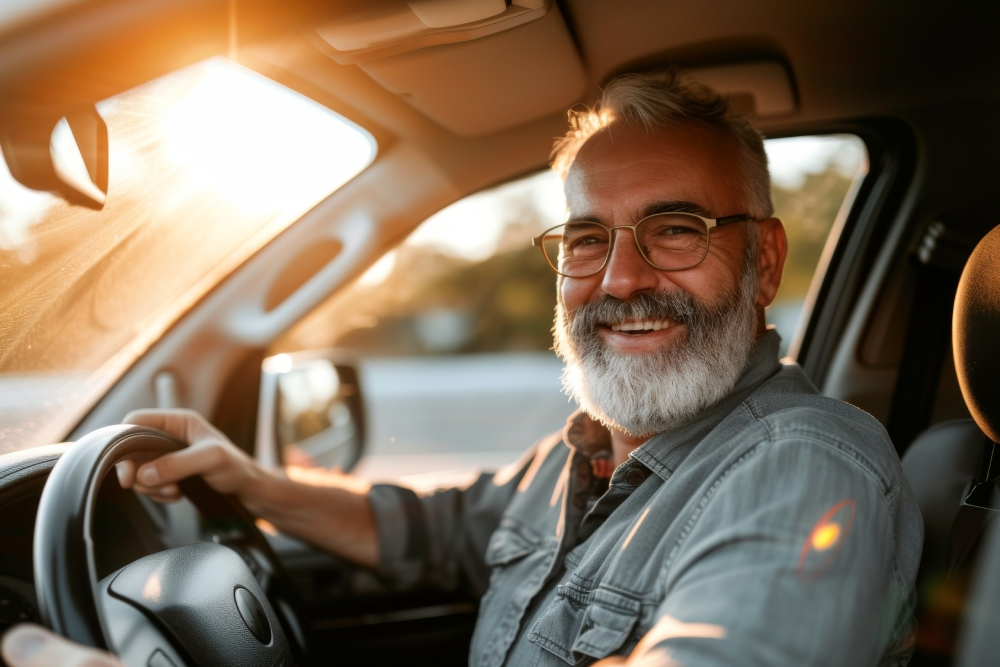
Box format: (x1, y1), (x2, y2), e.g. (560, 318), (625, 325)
(564, 122), (745, 218)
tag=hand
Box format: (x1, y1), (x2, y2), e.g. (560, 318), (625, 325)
(1, 625), (121, 667)
(116, 409), (262, 505)
(116, 408), (378, 568)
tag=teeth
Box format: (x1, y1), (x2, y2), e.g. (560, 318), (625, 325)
(609, 319), (674, 332)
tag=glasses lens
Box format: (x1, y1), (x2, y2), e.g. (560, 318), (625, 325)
(542, 222), (610, 277)
(636, 214), (709, 269)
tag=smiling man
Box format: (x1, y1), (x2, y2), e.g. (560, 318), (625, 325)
(549, 108), (774, 460)
(2, 71), (922, 667)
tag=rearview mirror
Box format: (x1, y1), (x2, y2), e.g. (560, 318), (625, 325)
(0, 104), (109, 209)
(255, 350), (366, 473)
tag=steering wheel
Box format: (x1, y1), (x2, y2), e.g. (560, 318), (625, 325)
(33, 424), (308, 667)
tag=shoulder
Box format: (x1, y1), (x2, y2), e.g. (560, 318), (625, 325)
(737, 364), (901, 495)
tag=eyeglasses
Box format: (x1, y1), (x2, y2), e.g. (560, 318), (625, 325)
(532, 212), (752, 278)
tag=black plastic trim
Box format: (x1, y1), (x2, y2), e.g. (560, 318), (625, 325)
(785, 118), (919, 387)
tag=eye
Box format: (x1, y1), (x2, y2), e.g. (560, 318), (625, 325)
(640, 215), (705, 241)
(566, 234), (608, 254)
(658, 225), (696, 236)
(571, 234), (604, 247)
(562, 224), (609, 253)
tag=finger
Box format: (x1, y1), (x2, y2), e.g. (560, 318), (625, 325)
(1, 624), (121, 667)
(123, 408), (198, 442)
(135, 439), (232, 487)
(132, 482), (181, 501)
(124, 409), (225, 444)
(115, 460), (136, 489)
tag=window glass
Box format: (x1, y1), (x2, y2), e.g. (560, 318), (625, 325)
(0, 57), (376, 453)
(765, 135), (867, 355)
(274, 135), (867, 485)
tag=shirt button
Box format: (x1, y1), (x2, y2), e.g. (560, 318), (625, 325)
(625, 468), (645, 485)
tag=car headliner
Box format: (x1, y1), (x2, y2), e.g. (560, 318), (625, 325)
(2, 1), (997, 193)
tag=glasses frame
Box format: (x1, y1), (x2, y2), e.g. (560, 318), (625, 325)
(532, 212), (752, 278)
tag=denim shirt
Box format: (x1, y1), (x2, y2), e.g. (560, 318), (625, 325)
(368, 331), (923, 666)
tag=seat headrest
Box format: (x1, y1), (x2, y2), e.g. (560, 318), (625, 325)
(954, 223), (1000, 443)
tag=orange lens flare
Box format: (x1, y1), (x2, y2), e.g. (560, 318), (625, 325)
(811, 522), (842, 551)
(797, 499), (856, 582)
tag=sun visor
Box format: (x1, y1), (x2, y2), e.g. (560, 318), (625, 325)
(359, 9), (584, 136)
(687, 61), (798, 117)
(314, 0), (549, 64)
(314, 4), (585, 136)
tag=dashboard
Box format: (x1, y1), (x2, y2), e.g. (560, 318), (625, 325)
(0, 456), (50, 639)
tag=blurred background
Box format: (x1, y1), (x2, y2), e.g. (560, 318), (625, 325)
(272, 134), (867, 485)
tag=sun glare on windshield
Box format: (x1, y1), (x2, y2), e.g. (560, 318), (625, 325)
(160, 59), (374, 212)
(0, 57), (376, 453)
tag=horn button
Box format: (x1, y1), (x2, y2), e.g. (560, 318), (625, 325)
(103, 543), (291, 667)
(235, 586), (272, 645)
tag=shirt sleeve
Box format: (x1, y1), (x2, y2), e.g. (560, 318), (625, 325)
(624, 434), (916, 667)
(367, 443), (539, 596)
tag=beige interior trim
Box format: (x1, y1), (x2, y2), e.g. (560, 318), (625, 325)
(314, 0), (551, 64)
(689, 61), (798, 117)
(357, 7), (585, 136)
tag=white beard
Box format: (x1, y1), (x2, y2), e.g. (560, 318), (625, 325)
(553, 260), (760, 437)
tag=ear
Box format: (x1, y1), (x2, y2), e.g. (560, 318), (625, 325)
(753, 218), (787, 309)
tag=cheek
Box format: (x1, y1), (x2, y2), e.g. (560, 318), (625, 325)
(665, 262), (743, 307)
(685, 236), (747, 297)
(560, 277), (597, 312)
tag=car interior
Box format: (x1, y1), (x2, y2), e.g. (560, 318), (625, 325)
(0, 1), (999, 665)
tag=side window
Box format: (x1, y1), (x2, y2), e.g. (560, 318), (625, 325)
(765, 135), (867, 355)
(272, 135), (867, 484)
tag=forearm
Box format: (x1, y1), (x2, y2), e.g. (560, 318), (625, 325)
(240, 465), (378, 569)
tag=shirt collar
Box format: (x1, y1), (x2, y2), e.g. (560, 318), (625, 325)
(562, 329), (783, 481)
(632, 329), (781, 479)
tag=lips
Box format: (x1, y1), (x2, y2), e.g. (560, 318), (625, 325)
(564, 292), (696, 345)
(608, 318), (678, 333)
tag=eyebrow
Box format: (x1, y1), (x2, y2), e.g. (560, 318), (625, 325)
(639, 200), (712, 218)
(568, 199), (712, 224)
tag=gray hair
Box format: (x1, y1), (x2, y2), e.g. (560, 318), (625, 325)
(551, 69), (774, 220)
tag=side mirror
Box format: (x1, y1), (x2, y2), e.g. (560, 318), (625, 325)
(0, 104), (109, 209)
(255, 351), (366, 473)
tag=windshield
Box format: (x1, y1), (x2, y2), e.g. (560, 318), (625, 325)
(0, 57), (376, 453)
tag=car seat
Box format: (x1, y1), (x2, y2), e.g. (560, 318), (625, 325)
(901, 223), (1000, 666)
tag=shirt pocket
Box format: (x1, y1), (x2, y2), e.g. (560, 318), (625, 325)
(529, 584), (641, 665)
(484, 519), (542, 567)
(478, 519), (544, 615)
(473, 520), (551, 665)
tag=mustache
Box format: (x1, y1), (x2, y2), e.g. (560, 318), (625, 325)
(565, 291), (700, 333)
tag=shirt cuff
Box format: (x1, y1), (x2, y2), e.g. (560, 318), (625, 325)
(368, 484), (428, 587)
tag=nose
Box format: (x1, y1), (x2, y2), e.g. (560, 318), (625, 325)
(600, 227), (663, 299)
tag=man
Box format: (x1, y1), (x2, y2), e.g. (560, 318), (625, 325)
(2, 70), (922, 667)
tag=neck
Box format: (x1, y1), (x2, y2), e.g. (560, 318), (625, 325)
(755, 306), (767, 337)
(610, 427), (650, 466)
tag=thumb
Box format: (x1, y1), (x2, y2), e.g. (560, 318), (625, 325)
(1, 625), (121, 667)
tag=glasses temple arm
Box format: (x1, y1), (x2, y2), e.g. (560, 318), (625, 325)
(715, 213), (752, 227)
